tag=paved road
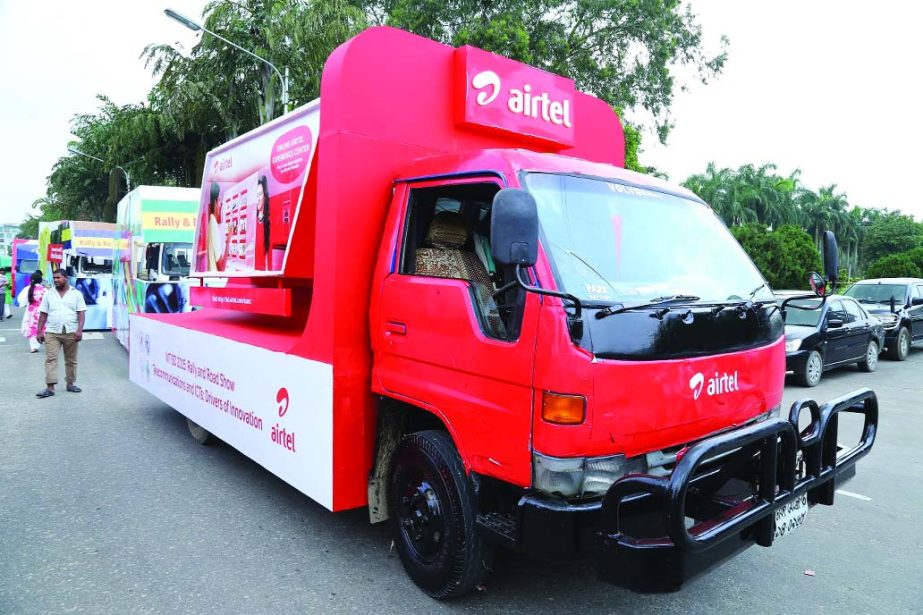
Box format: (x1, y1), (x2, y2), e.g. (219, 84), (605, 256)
(1, 307), (921, 614)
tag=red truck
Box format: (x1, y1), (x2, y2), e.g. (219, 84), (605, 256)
(129, 26), (877, 598)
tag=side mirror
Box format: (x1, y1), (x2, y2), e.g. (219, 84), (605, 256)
(808, 272), (826, 296)
(822, 231), (839, 285)
(912, 297), (923, 306)
(827, 318), (844, 329)
(491, 189), (538, 267)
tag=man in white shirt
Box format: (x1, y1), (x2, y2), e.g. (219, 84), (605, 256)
(35, 268), (87, 398)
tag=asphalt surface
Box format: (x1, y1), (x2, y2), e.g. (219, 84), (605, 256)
(1, 305), (921, 614)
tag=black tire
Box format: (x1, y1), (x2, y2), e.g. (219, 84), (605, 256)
(797, 350), (823, 387)
(858, 339), (879, 372)
(186, 418), (216, 445)
(388, 430), (493, 599)
(886, 327), (911, 361)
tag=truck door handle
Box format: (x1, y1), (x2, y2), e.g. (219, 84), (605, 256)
(385, 321), (407, 336)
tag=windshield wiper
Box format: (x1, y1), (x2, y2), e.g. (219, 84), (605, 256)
(595, 294), (700, 319)
(549, 244), (620, 297)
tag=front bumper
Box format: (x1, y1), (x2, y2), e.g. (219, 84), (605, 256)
(785, 349), (811, 374)
(494, 389), (878, 593)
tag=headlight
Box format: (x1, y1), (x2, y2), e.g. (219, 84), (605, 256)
(533, 451), (647, 498)
(785, 338), (802, 352)
(879, 314), (900, 329)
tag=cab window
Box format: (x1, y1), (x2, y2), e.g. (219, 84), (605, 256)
(399, 181), (524, 340)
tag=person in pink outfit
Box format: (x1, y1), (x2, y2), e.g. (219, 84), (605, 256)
(20, 271), (47, 352)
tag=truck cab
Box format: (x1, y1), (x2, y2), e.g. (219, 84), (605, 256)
(137, 241), (193, 281)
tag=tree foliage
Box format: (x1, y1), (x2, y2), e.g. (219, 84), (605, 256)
(360, 0), (728, 143)
(682, 162), (923, 280)
(144, 0), (366, 143)
(731, 224), (821, 290)
(861, 212), (923, 265)
(865, 253), (923, 279)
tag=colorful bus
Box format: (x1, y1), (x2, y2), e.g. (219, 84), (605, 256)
(50, 221), (118, 330)
(113, 186), (200, 349)
(11, 238), (39, 306)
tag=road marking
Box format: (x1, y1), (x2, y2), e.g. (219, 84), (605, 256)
(0, 337), (5, 343)
(836, 489), (872, 502)
(82, 332), (104, 340)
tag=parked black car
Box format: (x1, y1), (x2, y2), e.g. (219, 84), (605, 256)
(780, 293), (885, 387)
(843, 278), (923, 361)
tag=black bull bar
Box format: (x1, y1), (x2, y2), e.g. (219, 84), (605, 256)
(596, 388), (878, 592)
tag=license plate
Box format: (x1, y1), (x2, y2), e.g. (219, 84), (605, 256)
(773, 493), (808, 539)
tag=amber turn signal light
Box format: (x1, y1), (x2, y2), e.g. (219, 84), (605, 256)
(542, 392), (586, 425)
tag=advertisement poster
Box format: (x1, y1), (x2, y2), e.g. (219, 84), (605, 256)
(73, 276), (113, 330)
(193, 102), (320, 276)
(129, 315), (334, 509)
(38, 220), (62, 279)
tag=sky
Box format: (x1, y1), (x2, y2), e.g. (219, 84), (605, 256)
(2, 1), (922, 226)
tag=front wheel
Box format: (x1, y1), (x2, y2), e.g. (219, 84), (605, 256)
(388, 430), (493, 599)
(887, 327), (910, 361)
(858, 339), (879, 372)
(797, 350), (823, 387)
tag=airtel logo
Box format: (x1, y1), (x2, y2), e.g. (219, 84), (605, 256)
(472, 70), (501, 105)
(689, 371), (740, 400)
(470, 70), (573, 127)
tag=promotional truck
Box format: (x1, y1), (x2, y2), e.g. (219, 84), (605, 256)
(11, 238), (39, 306)
(129, 27), (877, 598)
(113, 186), (199, 349)
(51, 220), (119, 330)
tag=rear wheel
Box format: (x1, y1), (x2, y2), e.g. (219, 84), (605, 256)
(887, 327), (910, 361)
(388, 430), (493, 599)
(186, 418), (216, 445)
(797, 350), (823, 387)
(858, 339), (879, 372)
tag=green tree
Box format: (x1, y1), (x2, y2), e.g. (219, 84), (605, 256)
(866, 253), (923, 279)
(774, 225), (823, 288)
(145, 0), (366, 143)
(901, 246), (923, 273)
(731, 224), (785, 288)
(732, 224), (821, 290)
(360, 0), (727, 144)
(862, 212), (923, 266)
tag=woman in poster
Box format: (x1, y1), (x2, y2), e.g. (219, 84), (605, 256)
(256, 175), (271, 270)
(19, 271), (47, 352)
(207, 182), (226, 271)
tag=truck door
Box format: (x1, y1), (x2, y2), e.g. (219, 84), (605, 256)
(373, 178), (540, 488)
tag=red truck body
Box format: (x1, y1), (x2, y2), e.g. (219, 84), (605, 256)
(130, 26), (876, 597)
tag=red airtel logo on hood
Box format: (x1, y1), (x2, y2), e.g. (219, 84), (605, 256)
(456, 45), (576, 147)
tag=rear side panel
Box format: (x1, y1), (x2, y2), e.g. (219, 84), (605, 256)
(129, 315), (334, 509)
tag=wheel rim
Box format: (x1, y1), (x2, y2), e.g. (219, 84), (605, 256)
(807, 353), (822, 384)
(867, 342), (878, 369)
(397, 471), (446, 563)
(900, 331), (910, 356)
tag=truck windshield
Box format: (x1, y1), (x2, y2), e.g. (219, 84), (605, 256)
(523, 173), (772, 305)
(844, 283), (906, 304)
(78, 256), (113, 274)
(17, 259), (38, 274)
(161, 243), (192, 277)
